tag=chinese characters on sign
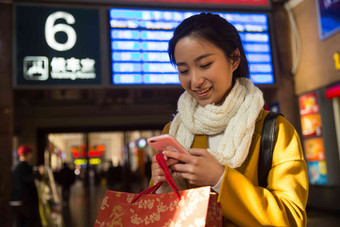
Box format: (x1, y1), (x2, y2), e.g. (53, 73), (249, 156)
(16, 6), (101, 86)
(23, 57), (96, 81)
(50, 57), (96, 80)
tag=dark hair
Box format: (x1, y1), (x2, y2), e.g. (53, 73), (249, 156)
(168, 12), (249, 82)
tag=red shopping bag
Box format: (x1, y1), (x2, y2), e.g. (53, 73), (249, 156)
(94, 154), (222, 227)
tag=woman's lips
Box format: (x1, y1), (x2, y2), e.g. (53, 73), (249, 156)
(194, 87), (212, 97)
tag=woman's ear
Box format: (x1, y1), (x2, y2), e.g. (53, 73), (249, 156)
(231, 48), (241, 71)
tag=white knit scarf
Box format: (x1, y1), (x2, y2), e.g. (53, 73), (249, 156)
(169, 78), (264, 168)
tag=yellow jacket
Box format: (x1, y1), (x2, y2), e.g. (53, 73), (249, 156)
(157, 110), (308, 226)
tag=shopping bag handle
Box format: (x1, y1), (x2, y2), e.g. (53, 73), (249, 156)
(131, 154), (180, 203)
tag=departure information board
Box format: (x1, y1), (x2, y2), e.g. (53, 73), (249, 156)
(109, 9), (275, 85)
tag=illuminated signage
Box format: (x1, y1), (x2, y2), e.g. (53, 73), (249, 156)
(316, 0), (340, 40)
(74, 158), (101, 166)
(71, 144), (105, 158)
(109, 9), (275, 85)
(334, 52), (340, 70)
(307, 160), (327, 185)
(122, 0), (270, 7)
(15, 5), (101, 86)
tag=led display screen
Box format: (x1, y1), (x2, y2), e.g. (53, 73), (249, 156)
(109, 8), (275, 85)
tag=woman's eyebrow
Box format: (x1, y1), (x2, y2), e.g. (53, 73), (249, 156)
(194, 53), (213, 63)
(176, 62), (187, 67)
(176, 53), (214, 66)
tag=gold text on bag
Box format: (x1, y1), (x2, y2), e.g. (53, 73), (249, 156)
(95, 154), (222, 226)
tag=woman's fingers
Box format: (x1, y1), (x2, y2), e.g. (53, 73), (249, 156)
(170, 162), (190, 173)
(152, 153), (178, 166)
(152, 174), (166, 184)
(152, 164), (165, 184)
(151, 149), (224, 186)
(151, 154), (175, 184)
(188, 148), (208, 156)
(172, 171), (195, 182)
(166, 158), (179, 166)
(163, 150), (191, 163)
(168, 148), (225, 186)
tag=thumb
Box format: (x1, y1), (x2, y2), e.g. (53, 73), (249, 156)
(162, 154), (168, 161)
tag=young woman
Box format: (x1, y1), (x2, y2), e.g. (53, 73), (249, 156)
(151, 13), (308, 226)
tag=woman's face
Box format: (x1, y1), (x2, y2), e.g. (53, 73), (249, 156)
(174, 36), (239, 107)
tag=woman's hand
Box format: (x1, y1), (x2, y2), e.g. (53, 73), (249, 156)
(151, 154), (179, 184)
(164, 148), (224, 186)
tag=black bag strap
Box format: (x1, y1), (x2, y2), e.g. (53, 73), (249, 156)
(258, 111), (282, 188)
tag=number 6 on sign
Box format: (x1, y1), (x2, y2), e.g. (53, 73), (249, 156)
(45, 11), (77, 51)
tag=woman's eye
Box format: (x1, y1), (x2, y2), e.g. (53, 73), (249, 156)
(200, 62), (212, 69)
(179, 69), (189, 74)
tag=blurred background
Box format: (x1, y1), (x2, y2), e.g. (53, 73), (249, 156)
(0, 0), (340, 226)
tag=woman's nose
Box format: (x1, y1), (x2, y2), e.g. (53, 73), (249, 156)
(191, 70), (204, 87)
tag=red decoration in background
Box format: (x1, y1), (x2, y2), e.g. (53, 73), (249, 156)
(71, 145), (105, 158)
(325, 84), (340, 99)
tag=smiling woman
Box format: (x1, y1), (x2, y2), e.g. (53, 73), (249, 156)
(174, 37), (238, 106)
(150, 12), (309, 227)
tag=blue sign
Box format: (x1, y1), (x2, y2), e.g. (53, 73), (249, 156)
(109, 9), (275, 85)
(307, 161), (328, 185)
(316, 0), (340, 40)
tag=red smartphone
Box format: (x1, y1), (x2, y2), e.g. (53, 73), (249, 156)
(147, 134), (189, 155)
